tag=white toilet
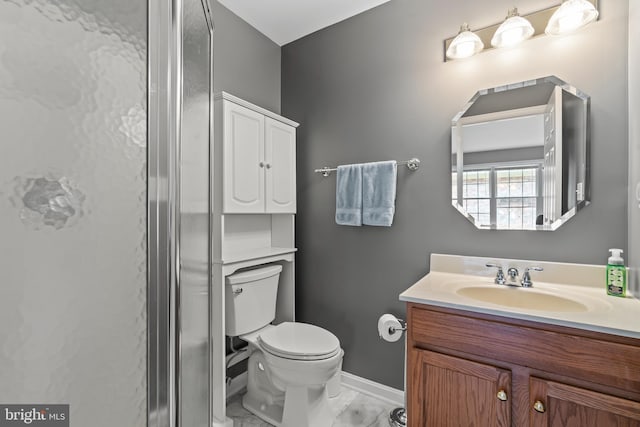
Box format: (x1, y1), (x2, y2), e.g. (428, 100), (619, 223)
(225, 264), (344, 427)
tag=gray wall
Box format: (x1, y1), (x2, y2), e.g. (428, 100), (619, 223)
(212, 1), (281, 113)
(629, 1), (639, 297)
(282, 0), (629, 389)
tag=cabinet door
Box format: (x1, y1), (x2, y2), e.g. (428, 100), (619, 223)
(410, 349), (511, 427)
(530, 377), (640, 427)
(264, 117), (296, 213)
(223, 100), (265, 213)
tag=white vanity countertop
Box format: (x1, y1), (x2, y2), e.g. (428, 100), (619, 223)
(400, 254), (640, 339)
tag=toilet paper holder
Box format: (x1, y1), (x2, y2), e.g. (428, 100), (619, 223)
(378, 314), (407, 342)
(386, 319), (406, 335)
(377, 313), (408, 427)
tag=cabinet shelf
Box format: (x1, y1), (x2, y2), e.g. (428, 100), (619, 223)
(216, 246), (297, 265)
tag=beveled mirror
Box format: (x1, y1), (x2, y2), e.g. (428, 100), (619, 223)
(451, 76), (590, 230)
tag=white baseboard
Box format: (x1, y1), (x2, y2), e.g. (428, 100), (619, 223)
(340, 371), (404, 407)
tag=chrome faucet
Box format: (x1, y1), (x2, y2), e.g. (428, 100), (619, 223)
(487, 263), (544, 287)
(521, 266), (544, 287)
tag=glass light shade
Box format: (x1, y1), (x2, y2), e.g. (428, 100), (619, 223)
(491, 9), (535, 48)
(545, 0), (598, 35)
(446, 24), (484, 60)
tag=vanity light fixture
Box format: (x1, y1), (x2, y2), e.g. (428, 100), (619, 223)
(443, 0), (598, 62)
(545, 0), (599, 35)
(446, 23), (484, 60)
(491, 8), (535, 48)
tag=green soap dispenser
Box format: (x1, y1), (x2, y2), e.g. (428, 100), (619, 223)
(606, 248), (627, 297)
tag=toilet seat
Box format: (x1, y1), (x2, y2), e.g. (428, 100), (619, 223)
(258, 322), (341, 361)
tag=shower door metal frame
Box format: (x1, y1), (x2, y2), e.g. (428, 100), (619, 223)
(148, 0), (180, 425)
(148, 1), (215, 426)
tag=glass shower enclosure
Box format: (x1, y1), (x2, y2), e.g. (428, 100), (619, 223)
(0, 0), (214, 426)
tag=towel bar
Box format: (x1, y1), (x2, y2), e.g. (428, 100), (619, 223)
(314, 158), (420, 177)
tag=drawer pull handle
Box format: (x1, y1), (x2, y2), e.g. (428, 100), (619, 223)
(497, 390), (508, 401)
(533, 400), (546, 413)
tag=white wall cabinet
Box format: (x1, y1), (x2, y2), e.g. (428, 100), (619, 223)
(218, 93), (298, 213)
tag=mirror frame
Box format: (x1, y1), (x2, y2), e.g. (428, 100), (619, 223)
(451, 76), (591, 231)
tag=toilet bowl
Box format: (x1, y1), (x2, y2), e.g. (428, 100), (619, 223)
(240, 322), (343, 427)
(225, 265), (344, 427)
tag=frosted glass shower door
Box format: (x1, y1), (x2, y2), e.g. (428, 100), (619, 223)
(0, 1), (148, 426)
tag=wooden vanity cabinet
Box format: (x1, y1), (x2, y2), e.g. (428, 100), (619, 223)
(406, 303), (640, 427)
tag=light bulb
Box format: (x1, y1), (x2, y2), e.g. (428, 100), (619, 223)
(446, 23), (484, 60)
(546, 0), (599, 35)
(491, 8), (534, 48)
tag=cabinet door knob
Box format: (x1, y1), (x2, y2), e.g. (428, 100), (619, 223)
(533, 400), (546, 413)
(259, 162), (265, 168)
(496, 390), (508, 401)
(232, 287), (243, 296)
(265, 163), (271, 169)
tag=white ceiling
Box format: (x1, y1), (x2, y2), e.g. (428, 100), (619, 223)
(217, 0), (392, 46)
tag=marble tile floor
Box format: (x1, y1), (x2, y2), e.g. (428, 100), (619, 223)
(227, 386), (399, 427)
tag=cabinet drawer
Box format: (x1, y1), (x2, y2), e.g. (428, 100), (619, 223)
(409, 305), (640, 393)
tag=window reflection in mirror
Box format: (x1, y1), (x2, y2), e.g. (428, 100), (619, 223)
(451, 76), (590, 231)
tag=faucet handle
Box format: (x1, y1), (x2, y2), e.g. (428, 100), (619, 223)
(486, 263), (506, 285)
(521, 266), (544, 287)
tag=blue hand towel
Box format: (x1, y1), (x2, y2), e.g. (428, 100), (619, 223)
(362, 161), (397, 227)
(335, 164), (363, 226)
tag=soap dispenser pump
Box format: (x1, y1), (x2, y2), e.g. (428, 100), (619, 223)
(606, 248), (627, 297)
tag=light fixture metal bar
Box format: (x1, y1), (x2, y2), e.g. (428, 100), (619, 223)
(443, 0), (598, 62)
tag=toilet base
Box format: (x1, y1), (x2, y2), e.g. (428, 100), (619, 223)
(242, 391), (284, 426)
(241, 351), (337, 427)
(281, 385), (333, 427)
(243, 385), (333, 427)
(242, 351), (285, 425)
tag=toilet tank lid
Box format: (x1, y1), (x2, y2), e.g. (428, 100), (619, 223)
(225, 264), (283, 285)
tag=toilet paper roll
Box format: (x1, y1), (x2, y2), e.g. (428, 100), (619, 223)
(378, 313), (403, 342)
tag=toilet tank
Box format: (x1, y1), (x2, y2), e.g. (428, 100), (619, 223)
(225, 264), (282, 336)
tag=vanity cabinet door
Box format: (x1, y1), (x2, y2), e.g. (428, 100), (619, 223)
(411, 349), (511, 427)
(530, 377), (640, 427)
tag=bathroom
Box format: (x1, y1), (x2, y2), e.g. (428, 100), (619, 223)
(0, 0), (638, 426)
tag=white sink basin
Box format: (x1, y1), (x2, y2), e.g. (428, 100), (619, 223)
(441, 279), (612, 314)
(456, 285), (589, 312)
